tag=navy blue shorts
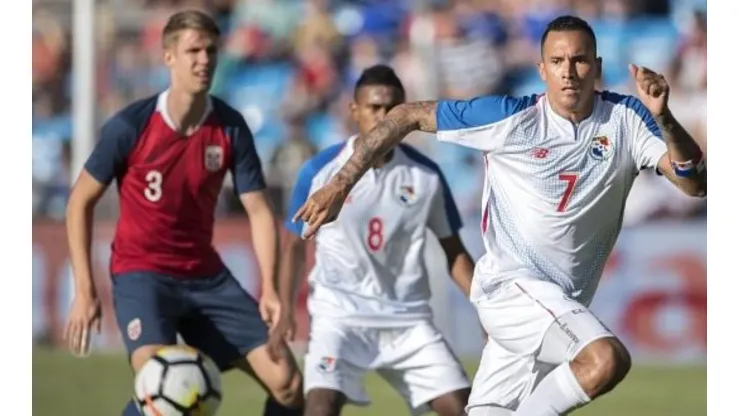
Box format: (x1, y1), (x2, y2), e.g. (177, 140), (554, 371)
(111, 268), (268, 370)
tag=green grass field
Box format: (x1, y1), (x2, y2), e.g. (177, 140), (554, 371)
(32, 347), (706, 415)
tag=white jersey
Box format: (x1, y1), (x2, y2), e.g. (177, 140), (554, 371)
(285, 136), (462, 327)
(436, 91), (667, 305)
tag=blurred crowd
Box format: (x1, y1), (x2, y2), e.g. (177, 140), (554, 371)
(33, 0), (707, 225)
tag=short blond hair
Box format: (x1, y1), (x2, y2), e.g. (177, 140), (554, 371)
(162, 10), (220, 48)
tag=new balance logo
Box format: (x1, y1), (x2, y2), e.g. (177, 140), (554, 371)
(531, 148), (550, 159)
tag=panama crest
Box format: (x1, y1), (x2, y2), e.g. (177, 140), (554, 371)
(589, 136), (614, 161)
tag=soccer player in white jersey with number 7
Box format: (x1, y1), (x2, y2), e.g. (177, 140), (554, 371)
(294, 16), (706, 416)
(280, 65), (474, 416)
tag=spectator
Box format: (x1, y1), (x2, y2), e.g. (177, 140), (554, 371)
(266, 117), (317, 214)
(31, 0), (706, 226)
(433, 7), (505, 98)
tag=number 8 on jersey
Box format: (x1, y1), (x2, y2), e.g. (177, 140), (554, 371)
(367, 217), (384, 252)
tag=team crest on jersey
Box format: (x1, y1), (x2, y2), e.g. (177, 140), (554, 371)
(317, 356), (336, 373)
(204, 145), (224, 172)
(396, 185), (418, 207)
(127, 318), (141, 341)
(589, 136), (614, 161)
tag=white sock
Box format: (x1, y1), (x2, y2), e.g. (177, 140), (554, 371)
(514, 362), (591, 415)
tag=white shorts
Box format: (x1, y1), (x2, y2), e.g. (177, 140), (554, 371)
(304, 318), (471, 415)
(466, 277), (614, 413)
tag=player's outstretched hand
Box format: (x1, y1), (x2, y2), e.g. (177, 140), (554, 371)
(259, 290), (284, 360)
(259, 289), (281, 329)
(260, 290), (287, 361)
(274, 310), (296, 343)
(64, 293), (102, 357)
(629, 63), (670, 117)
(292, 182), (349, 239)
(265, 311), (296, 361)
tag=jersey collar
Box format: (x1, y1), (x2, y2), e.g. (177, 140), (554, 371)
(542, 93), (600, 129)
(156, 89), (213, 132)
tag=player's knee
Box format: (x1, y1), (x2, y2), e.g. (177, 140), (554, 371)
(429, 388), (470, 416)
(269, 370), (304, 408)
(572, 337), (631, 398)
(305, 389), (345, 416)
(130, 344), (169, 372)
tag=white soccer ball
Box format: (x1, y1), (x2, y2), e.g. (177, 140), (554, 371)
(134, 345), (222, 416)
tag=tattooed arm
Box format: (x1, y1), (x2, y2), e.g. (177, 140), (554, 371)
(332, 101), (439, 191)
(291, 101), (439, 238)
(292, 94), (529, 238)
(654, 111), (707, 197)
(628, 64), (706, 198)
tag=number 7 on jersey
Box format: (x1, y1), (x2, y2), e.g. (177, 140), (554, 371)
(557, 173), (578, 212)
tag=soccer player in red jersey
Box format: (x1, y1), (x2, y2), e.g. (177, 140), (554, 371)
(64, 10), (303, 415)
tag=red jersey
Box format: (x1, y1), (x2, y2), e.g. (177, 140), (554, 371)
(84, 91), (266, 277)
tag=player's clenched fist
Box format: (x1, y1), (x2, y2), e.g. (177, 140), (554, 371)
(629, 63), (670, 117)
(293, 181), (348, 239)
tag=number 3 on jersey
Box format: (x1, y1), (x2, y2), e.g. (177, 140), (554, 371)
(144, 170), (163, 202)
(367, 217), (384, 252)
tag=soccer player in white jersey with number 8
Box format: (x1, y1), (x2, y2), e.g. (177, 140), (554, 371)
(294, 16), (706, 415)
(280, 65), (475, 416)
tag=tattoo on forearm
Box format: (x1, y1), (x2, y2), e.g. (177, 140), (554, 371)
(655, 112), (702, 159)
(412, 101), (439, 132)
(655, 111), (706, 196)
(334, 101), (439, 187)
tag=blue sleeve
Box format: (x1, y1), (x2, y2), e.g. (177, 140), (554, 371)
(439, 172), (463, 232)
(83, 113), (138, 185)
(230, 117), (267, 194)
(436, 94), (539, 131)
(622, 95), (663, 138)
(601, 91), (666, 172)
(284, 160), (316, 236)
(398, 144), (463, 232)
(601, 91), (663, 138)
(283, 143), (345, 235)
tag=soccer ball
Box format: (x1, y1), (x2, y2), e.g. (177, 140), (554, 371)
(134, 345), (222, 416)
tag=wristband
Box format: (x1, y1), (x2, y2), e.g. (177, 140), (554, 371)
(671, 156), (706, 177)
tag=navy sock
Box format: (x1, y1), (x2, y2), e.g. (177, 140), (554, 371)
(122, 399), (141, 416)
(263, 397), (302, 416)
